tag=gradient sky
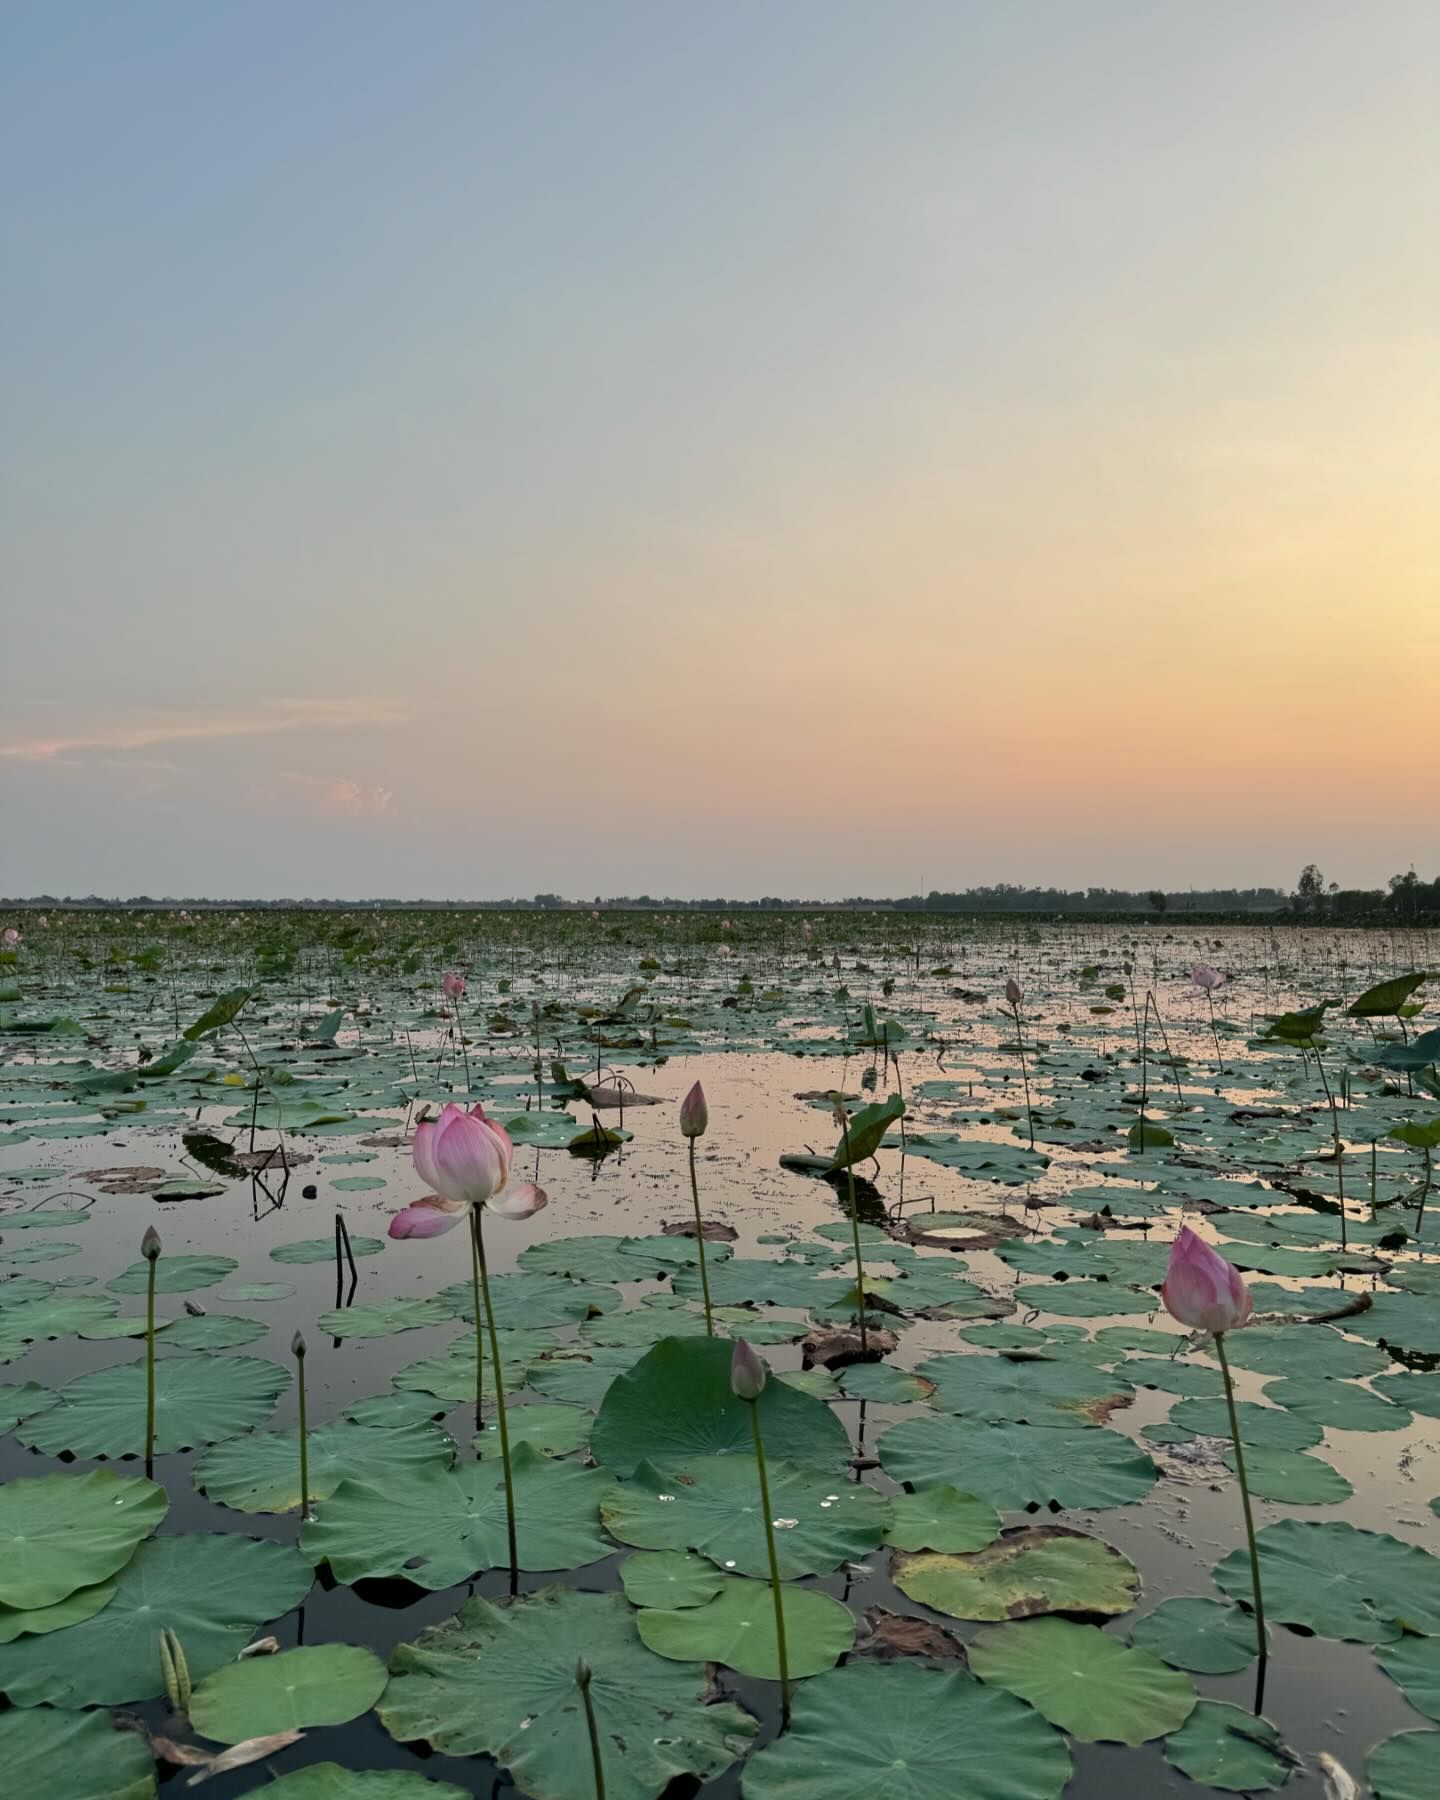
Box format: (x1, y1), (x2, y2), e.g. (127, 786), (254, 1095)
(3, 2), (1436, 900)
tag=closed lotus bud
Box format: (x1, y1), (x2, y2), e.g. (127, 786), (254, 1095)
(441, 971), (465, 999)
(575, 1657), (592, 1687)
(1162, 1227), (1253, 1334)
(141, 1225), (162, 1262)
(730, 1337), (767, 1401)
(1191, 964), (1224, 992)
(679, 1081), (708, 1139)
(1005, 977), (1022, 1006)
(291, 1330), (307, 1359)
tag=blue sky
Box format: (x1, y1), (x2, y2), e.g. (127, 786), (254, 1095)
(3, 3), (1435, 898)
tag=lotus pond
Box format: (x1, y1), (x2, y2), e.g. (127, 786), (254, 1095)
(1, 910), (1438, 1800)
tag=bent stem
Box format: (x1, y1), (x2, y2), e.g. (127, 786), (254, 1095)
(1012, 999), (1035, 1149)
(468, 1208), (486, 1438)
(836, 1105), (869, 1352)
(748, 1400), (791, 1721)
(474, 1210), (519, 1591)
(144, 1253), (157, 1474)
(1215, 1330), (1268, 1705)
(1311, 1046), (1348, 1254)
(576, 1662), (606, 1800)
(688, 1138), (714, 1336)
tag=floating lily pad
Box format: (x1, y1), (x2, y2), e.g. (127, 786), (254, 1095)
(894, 1527), (1140, 1622)
(1214, 1520), (1440, 1642)
(0, 1468), (167, 1608)
(303, 1445), (610, 1586)
(836, 1361), (933, 1404)
(638, 1575), (854, 1677)
(270, 1236), (384, 1265)
(920, 1353), (1131, 1426)
(0, 1379), (58, 1433)
(189, 1641), (388, 1744)
(237, 1768), (468, 1798)
(739, 1659), (1072, 1800)
(392, 1330), (552, 1400)
(160, 1312), (269, 1351)
(1222, 1446), (1352, 1505)
(1130, 1598), (1259, 1674)
(107, 1254), (238, 1294)
(883, 1484), (1001, 1554)
(969, 1617), (1196, 1744)
(1216, 1325), (1388, 1380)
(0, 1533), (313, 1705)
(0, 1573), (119, 1644)
(1263, 1376), (1412, 1433)
(1376, 1635), (1440, 1723)
(315, 1298), (456, 1339)
(1162, 1701), (1294, 1791)
(17, 1354), (290, 1457)
(379, 1587), (756, 1800)
(601, 1454), (887, 1579)
(195, 1415), (454, 1513)
(878, 1417), (1158, 1511)
(592, 1336), (852, 1477)
(219, 1281), (296, 1302)
(474, 1401), (590, 1459)
(620, 1550), (727, 1610)
(0, 1703), (156, 1800)
(1168, 1397), (1322, 1451)
(1369, 1732), (1440, 1800)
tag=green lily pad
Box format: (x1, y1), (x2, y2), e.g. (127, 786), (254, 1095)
(17, 1354), (289, 1457)
(1214, 1520), (1440, 1642)
(1025, 1281), (1155, 1318)
(1168, 1397), (1322, 1450)
(0, 1704), (156, 1800)
(836, 1361), (933, 1404)
(1162, 1701), (1295, 1791)
(1216, 1325), (1388, 1380)
(107, 1254), (237, 1294)
(920, 1353), (1132, 1426)
(739, 1659), (1071, 1800)
(392, 1329), (553, 1400)
(0, 1573), (119, 1644)
(638, 1575), (854, 1677)
(1373, 1372), (1440, 1418)
(379, 1587), (756, 1800)
(440, 1270), (615, 1328)
(1129, 1598), (1259, 1674)
(601, 1454), (887, 1579)
(1263, 1376), (1412, 1432)
(189, 1641), (388, 1744)
(315, 1298), (456, 1339)
(1121, 1357), (1224, 1397)
(527, 1346), (646, 1408)
(219, 1281), (296, 1302)
(0, 1292), (120, 1357)
(1369, 1732), (1440, 1800)
(1376, 1635), (1440, 1723)
(195, 1415), (454, 1513)
(893, 1526), (1140, 1622)
(0, 1379), (58, 1433)
(620, 1550), (727, 1609)
(159, 1312), (269, 1351)
(883, 1484), (1001, 1554)
(474, 1401), (590, 1459)
(236, 1769), (468, 1799)
(592, 1335), (851, 1477)
(0, 1469), (167, 1608)
(303, 1444), (610, 1586)
(270, 1235), (385, 1264)
(1223, 1447), (1352, 1505)
(0, 1533), (313, 1705)
(878, 1417), (1158, 1511)
(0, 1238), (82, 1264)
(969, 1617), (1196, 1744)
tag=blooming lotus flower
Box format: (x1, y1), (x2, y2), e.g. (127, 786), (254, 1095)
(390, 1182), (547, 1238)
(1191, 964), (1224, 992)
(1005, 977), (1022, 1005)
(730, 1337), (767, 1401)
(390, 1103), (522, 1239)
(441, 971), (466, 999)
(680, 1080), (708, 1139)
(2, 927), (20, 948)
(1162, 1227), (1253, 1333)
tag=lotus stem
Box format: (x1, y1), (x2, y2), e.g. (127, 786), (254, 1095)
(142, 1225), (160, 1471)
(1312, 1047), (1348, 1254)
(292, 1330), (310, 1520)
(836, 1104), (868, 1353)
(1215, 1330), (1268, 1701)
(1207, 991), (1225, 1074)
(576, 1659), (606, 1799)
(474, 1209), (519, 1590)
(469, 1207), (486, 1437)
(748, 1400), (790, 1719)
(454, 998), (471, 1093)
(687, 1138), (714, 1336)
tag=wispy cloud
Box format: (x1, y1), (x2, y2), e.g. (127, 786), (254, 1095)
(0, 698), (407, 762)
(281, 772), (396, 819)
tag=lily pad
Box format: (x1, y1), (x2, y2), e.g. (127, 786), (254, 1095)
(1168, 1397), (1322, 1451)
(17, 1354), (290, 1457)
(969, 1616), (1196, 1744)
(878, 1417), (1158, 1511)
(379, 1587), (756, 1800)
(638, 1575), (854, 1677)
(107, 1254), (237, 1294)
(893, 1526), (1140, 1622)
(270, 1236), (385, 1265)
(0, 1703), (156, 1800)
(0, 1468), (167, 1608)
(1223, 1446), (1352, 1505)
(1369, 1732), (1440, 1800)
(236, 1770), (468, 1799)
(189, 1641), (388, 1744)
(1376, 1634), (1440, 1723)
(195, 1415), (454, 1513)
(1263, 1376), (1412, 1433)
(620, 1550), (727, 1609)
(883, 1484), (1001, 1554)
(1130, 1597), (1259, 1674)
(739, 1659), (1072, 1800)
(474, 1401), (591, 1459)
(1162, 1701), (1294, 1791)
(314, 1298), (456, 1339)
(1214, 1520), (1440, 1642)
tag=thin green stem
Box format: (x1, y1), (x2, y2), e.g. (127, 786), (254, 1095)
(297, 1353), (310, 1520)
(144, 1255), (156, 1472)
(749, 1402), (790, 1719)
(1419, 1145), (1432, 1234)
(469, 1207), (486, 1438)
(1312, 1048), (1348, 1254)
(454, 999), (471, 1093)
(1012, 1000), (1034, 1149)
(1216, 1331), (1267, 1693)
(688, 1139), (714, 1336)
(475, 1210), (519, 1590)
(836, 1106), (868, 1352)
(577, 1666), (606, 1800)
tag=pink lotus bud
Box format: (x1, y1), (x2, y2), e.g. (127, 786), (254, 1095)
(730, 1337), (767, 1401)
(389, 1195), (467, 1238)
(441, 971), (466, 999)
(1005, 977), (1022, 1006)
(141, 1225), (162, 1261)
(38, 916), (48, 928)
(2, 928), (20, 948)
(1162, 1227), (1253, 1334)
(680, 1081), (708, 1139)
(1191, 965), (1224, 992)
(290, 1330), (307, 1358)
(412, 1102), (513, 1210)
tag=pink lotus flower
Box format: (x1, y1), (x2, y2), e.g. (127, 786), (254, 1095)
(730, 1337), (767, 1400)
(1162, 1227), (1253, 1333)
(390, 1182), (547, 1238)
(2, 928), (20, 948)
(680, 1080), (708, 1139)
(1191, 964), (1224, 992)
(1005, 977), (1022, 1005)
(441, 971), (466, 999)
(390, 1103), (523, 1239)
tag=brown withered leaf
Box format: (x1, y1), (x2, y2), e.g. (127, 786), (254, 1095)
(801, 1325), (900, 1369)
(187, 1731), (304, 1784)
(856, 1606), (967, 1662)
(661, 1218), (738, 1243)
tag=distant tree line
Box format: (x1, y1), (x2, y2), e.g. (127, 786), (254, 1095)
(1289, 865), (1440, 924)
